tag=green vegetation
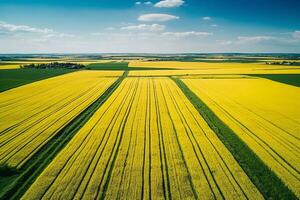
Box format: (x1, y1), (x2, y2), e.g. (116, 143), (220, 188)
(0, 71), (127, 200)
(87, 61), (173, 70)
(0, 69), (74, 92)
(20, 62), (85, 69)
(253, 74), (300, 87)
(87, 61), (129, 70)
(173, 78), (297, 200)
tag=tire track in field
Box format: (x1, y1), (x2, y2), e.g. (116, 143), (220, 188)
(37, 79), (131, 199)
(15, 81), (112, 168)
(0, 79), (103, 137)
(55, 79), (135, 200)
(161, 79), (223, 199)
(46, 79), (133, 199)
(0, 80), (101, 149)
(200, 82), (300, 151)
(163, 80), (220, 199)
(153, 81), (171, 200)
(54, 80), (136, 200)
(0, 77), (76, 108)
(96, 79), (140, 200)
(0, 81), (111, 167)
(101, 78), (142, 199)
(167, 81), (250, 199)
(0, 79), (102, 139)
(114, 80), (142, 199)
(157, 79), (199, 200)
(121, 79), (145, 199)
(158, 79), (198, 199)
(176, 78), (298, 199)
(1, 74), (123, 200)
(0, 83), (100, 164)
(142, 79), (151, 200)
(200, 92), (300, 180)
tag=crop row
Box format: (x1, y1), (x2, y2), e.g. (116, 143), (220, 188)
(0, 71), (119, 168)
(182, 77), (300, 197)
(22, 78), (262, 200)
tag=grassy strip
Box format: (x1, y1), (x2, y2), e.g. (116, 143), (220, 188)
(0, 71), (127, 200)
(87, 61), (174, 71)
(172, 78), (297, 200)
(0, 68), (75, 92)
(87, 62), (129, 70)
(250, 74), (300, 87)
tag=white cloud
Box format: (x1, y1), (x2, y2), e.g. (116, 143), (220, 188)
(202, 16), (211, 20)
(0, 21), (53, 34)
(154, 0), (184, 8)
(162, 31), (212, 38)
(135, 1), (142, 5)
(121, 24), (165, 31)
(0, 21), (75, 39)
(237, 36), (274, 43)
(44, 33), (75, 38)
(138, 13), (179, 22)
(293, 31), (300, 39)
(210, 24), (218, 27)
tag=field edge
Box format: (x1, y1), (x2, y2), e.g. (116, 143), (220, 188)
(172, 77), (297, 200)
(0, 71), (128, 200)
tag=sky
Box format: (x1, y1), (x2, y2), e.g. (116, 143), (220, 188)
(0, 0), (300, 53)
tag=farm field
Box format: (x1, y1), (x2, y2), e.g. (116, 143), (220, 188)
(0, 55), (299, 199)
(129, 60), (300, 70)
(0, 69), (76, 92)
(0, 60), (111, 70)
(0, 70), (121, 168)
(182, 76), (300, 197)
(22, 78), (263, 200)
(1, 0), (300, 197)
(129, 68), (300, 77)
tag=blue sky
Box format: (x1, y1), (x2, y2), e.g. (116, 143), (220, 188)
(0, 0), (299, 53)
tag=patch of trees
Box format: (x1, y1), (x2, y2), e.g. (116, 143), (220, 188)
(20, 62), (86, 69)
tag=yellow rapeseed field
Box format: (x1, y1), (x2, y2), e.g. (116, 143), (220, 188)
(183, 77), (300, 197)
(129, 68), (300, 76)
(22, 77), (263, 200)
(0, 70), (121, 168)
(128, 61), (300, 76)
(0, 64), (21, 69)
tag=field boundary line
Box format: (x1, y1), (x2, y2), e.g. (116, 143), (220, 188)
(172, 77), (297, 199)
(0, 71), (127, 200)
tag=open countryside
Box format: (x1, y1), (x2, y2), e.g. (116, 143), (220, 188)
(1, 0), (300, 199)
(0, 56), (299, 199)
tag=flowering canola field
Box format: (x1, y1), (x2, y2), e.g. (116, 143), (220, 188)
(22, 78), (263, 200)
(128, 61), (300, 76)
(1, 60), (299, 199)
(183, 77), (300, 197)
(0, 71), (120, 168)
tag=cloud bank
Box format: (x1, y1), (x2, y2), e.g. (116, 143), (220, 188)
(154, 0), (184, 8)
(121, 24), (165, 31)
(138, 13), (179, 22)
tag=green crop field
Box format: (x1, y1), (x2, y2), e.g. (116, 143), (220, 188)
(0, 69), (74, 92)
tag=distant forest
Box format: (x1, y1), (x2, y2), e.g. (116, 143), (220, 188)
(20, 62), (85, 69)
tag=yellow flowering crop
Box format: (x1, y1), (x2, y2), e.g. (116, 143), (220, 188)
(0, 70), (120, 168)
(128, 61), (300, 76)
(22, 77), (262, 200)
(183, 77), (300, 197)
